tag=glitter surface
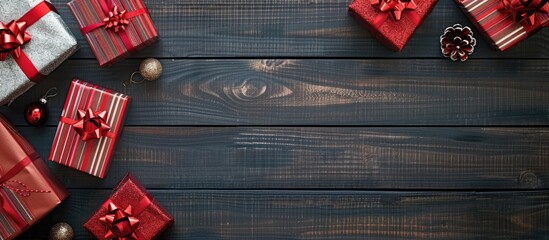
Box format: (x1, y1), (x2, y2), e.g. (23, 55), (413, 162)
(0, 0), (78, 105)
(83, 174), (174, 240)
(349, 0), (438, 51)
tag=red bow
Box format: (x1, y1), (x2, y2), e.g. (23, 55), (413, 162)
(100, 202), (140, 240)
(104, 6), (130, 33)
(72, 109), (111, 141)
(501, 0), (549, 25)
(80, 0), (149, 52)
(0, 1), (57, 81)
(0, 21), (32, 61)
(371, 0), (418, 20)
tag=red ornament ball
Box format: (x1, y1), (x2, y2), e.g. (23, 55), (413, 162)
(24, 101), (47, 126)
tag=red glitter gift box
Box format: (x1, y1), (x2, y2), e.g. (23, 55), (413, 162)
(349, 0), (438, 51)
(84, 174), (174, 240)
(455, 0), (549, 51)
(49, 79), (130, 179)
(0, 115), (68, 240)
(67, 0), (158, 66)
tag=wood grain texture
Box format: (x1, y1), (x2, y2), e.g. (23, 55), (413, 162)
(16, 126), (549, 190)
(2, 59), (548, 126)
(49, 0), (549, 59)
(4, 0), (549, 238)
(18, 190), (549, 239)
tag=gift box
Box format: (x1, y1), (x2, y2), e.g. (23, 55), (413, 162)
(349, 0), (438, 51)
(455, 0), (549, 51)
(0, 0), (78, 105)
(84, 174), (173, 240)
(0, 114), (68, 240)
(49, 79), (131, 178)
(68, 0), (158, 67)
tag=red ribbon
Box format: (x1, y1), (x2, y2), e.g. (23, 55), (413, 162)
(371, 0), (421, 28)
(501, 0), (549, 25)
(80, 0), (148, 53)
(0, 1), (57, 81)
(0, 21), (31, 61)
(100, 197), (152, 240)
(60, 109), (115, 141)
(0, 153), (50, 229)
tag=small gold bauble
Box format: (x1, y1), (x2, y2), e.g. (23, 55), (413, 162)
(139, 58), (163, 81)
(50, 222), (74, 240)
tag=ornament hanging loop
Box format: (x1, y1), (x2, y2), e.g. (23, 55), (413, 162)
(123, 58), (163, 93)
(129, 71), (146, 84)
(123, 72), (145, 92)
(40, 87), (58, 104)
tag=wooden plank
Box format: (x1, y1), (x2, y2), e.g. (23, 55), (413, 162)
(50, 0), (549, 59)
(17, 126), (549, 190)
(19, 190), (549, 239)
(2, 59), (548, 126)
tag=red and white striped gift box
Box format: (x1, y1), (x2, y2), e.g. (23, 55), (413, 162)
(49, 79), (130, 178)
(0, 115), (68, 240)
(67, 0), (158, 66)
(456, 0), (549, 51)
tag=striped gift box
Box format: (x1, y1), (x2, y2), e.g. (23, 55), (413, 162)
(0, 186), (32, 239)
(456, 0), (549, 51)
(0, 115), (68, 240)
(67, 0), (158, 66)
(49, 79), (131, 178)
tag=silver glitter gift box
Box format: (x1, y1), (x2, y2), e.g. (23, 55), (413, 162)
(0, 0), (78, 105)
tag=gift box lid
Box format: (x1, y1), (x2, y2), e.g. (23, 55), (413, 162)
(0, 0), (79, 105)
(67, 0), (158, 66)
(455, 0), (549, 51)
(83, 173), (174, 240)
(349, 0), (438, 51)
(0, 114), (68, 240)
(49, 79), (131, 178)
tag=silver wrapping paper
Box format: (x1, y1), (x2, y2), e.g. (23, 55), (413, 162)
(0, 0), (78, 105)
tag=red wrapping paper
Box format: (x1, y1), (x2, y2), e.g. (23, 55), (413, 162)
(67, 0), (158, 67)
(0, 115), (68, 240)
(455, 0), (549, 51)
(49, 79), (130, 179)
(84, 174), (173, 240)
(349, 0), (438, 51)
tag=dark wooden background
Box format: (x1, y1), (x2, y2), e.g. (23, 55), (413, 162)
(1, 0), (548, 239)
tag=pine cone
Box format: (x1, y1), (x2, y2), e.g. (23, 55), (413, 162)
(440, 24), (476, 62)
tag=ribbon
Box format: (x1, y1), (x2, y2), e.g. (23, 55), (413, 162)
(501, 0), (549, 25)
(0, 21), (31, 61)
(60, 109), (115, 141)
(100, 197), (152, 240)
(0, 1), (57, 81)
(80, 0), (149, 53)
(0, 153), (50, 229)
(371, 0), (421, 28)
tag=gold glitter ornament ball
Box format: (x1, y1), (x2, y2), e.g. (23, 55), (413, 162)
(139, 58), (163, 81)
(50, 222), (74, 240)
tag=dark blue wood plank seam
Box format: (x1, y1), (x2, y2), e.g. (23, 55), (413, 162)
(14, 125), (549, 128)
(63, 188), (549, 191)
(66, 57), (549, 60)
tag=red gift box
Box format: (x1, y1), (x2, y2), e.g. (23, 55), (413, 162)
(349, 0), (438, 51)
(0, 115), (68, 240)
(67, 0), (158, 66)
(455, 0), (549, 51)
(84, 174), (174, 240)
(49, 79), (130, 178)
